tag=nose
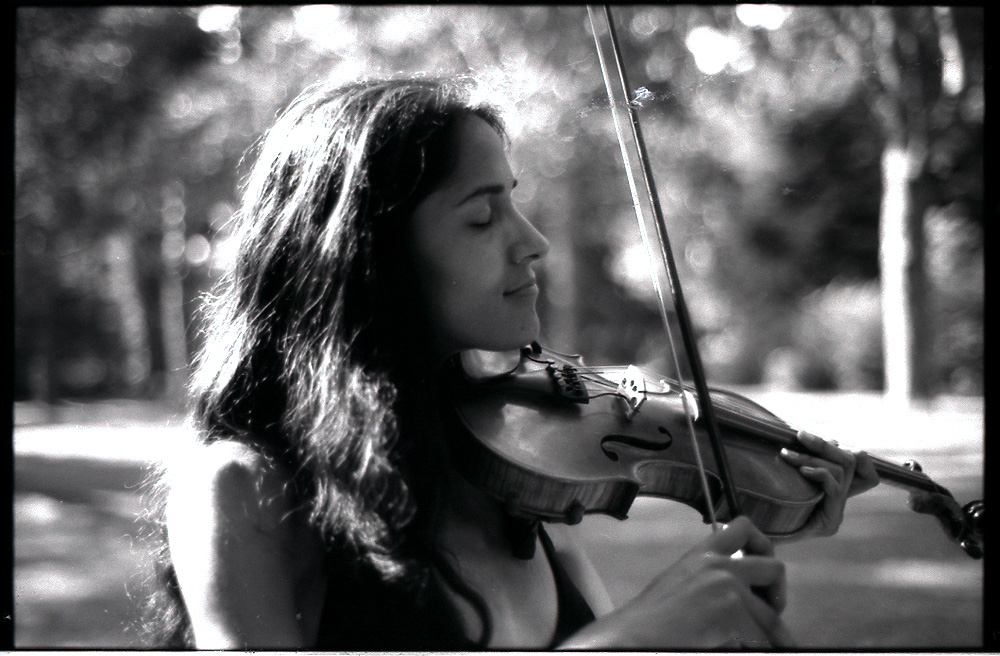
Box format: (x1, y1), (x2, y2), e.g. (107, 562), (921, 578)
(509, 208), (550, 265)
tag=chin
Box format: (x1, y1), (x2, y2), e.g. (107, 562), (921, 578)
(468, 330), (539, 354)
(449, 314), (541, 354)
(505, 326), (541, 351)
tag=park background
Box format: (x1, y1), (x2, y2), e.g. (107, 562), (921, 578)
(13, 5), (984, 649)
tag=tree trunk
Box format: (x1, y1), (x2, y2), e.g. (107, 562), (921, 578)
(879, 143), (931, 408)
(104, 232), (152, 395)
(871, 7), (939, 408)
(159, 226), (190, 401)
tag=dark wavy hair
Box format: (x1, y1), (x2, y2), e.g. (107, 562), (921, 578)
(140, 76), (506, 647)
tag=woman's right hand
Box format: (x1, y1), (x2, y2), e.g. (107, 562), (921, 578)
(560, 516), (793, 650)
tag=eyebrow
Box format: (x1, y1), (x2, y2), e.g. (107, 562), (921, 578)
(457, 179), (518, 206)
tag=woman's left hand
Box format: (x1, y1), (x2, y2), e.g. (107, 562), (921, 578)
(777, 431), (880, 540)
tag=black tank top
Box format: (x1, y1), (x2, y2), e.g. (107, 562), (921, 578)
(538, 524), (598, 647)
(314, 525), (596, 649)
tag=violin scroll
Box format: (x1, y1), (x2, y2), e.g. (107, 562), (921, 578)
(907, 488), (984, 559)
(900, 459), (983, 559)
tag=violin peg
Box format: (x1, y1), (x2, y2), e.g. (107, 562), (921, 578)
(960, 538), (984, 559)
(963, 500), (984, 532)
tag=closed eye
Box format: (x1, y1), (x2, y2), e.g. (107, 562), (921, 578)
(467, 201), (495, 228)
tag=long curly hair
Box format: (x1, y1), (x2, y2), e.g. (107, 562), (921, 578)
(140, 76), (505, 647)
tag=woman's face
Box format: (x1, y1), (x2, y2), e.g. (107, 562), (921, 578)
(410, 115), (550, 355)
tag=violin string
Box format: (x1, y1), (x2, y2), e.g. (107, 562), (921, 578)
(545, 361), (791, 430)
(531, 352), (943, 493)
(572, 368), (788, 425)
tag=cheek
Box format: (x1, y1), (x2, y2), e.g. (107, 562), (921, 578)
(420, 255), (531, 350)
(435, 280), (541, 352)
(426, 255), (497, 326)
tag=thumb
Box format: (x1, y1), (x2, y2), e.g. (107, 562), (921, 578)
(767, 616), (796, 648)
(706, 516), (773, 557)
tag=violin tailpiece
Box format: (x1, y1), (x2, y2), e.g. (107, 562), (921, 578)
(547, 363), (589, 403)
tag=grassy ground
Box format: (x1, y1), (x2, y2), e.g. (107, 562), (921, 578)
(12, 393), (985, 648)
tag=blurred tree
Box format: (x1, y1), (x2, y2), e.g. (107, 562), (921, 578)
(572, 5), (887, 381)
(14, 6), (981, 403)
(15, 8), (215, 398)
(589, 6), (981, 394)
(823, 7), (983, 402)
(16, 7), (297, 399)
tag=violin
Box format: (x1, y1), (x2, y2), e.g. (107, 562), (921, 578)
(449, 342), (984, 559)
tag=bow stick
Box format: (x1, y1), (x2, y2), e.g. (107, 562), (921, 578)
(586, 5), (742, 525)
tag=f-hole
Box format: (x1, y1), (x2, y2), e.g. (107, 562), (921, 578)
(601, 426), (673, 462)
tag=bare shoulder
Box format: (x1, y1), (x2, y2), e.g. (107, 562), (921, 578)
(165, 439), (313, 555)
(165, 439), (326, 648)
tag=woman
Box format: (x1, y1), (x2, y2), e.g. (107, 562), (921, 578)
(144, 76), (879, 649)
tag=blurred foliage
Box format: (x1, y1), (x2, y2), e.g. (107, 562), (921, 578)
(15, 6), (982, 400)
(792, 281), (884, 391)
(925, 205), (983, 395)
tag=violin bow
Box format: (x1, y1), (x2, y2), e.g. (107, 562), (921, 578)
(586, 5), (742, 524)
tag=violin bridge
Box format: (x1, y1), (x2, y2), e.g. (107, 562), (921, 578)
(617, 365), (647, 420)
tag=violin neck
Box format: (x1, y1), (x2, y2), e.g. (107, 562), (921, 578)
(709, 400), (954, 498)
(869, 456), (954, 497)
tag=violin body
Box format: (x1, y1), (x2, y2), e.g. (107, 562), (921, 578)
(450, 344), (984, 557)
(452, 354), (821, 536)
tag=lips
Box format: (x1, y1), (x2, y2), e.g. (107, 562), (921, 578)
(504, 277), (537, 296)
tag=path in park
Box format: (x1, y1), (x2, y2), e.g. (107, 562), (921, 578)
(13, 393), (984, 648)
